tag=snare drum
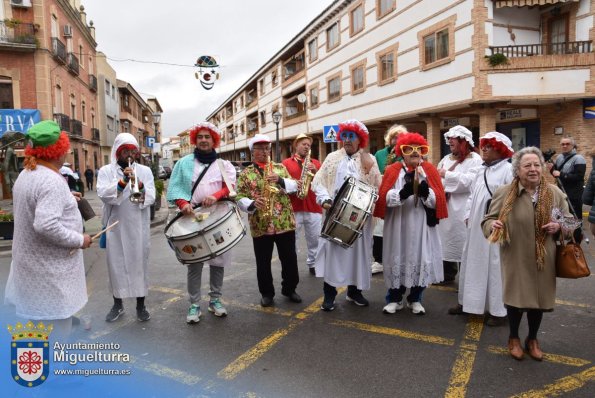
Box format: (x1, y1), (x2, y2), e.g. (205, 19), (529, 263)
(164, 200), (246, 264)
(321, 177), (378, 248)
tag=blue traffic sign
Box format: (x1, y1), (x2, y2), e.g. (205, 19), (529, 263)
(323, 125), (339, 143)
(146, 136), (156, 148)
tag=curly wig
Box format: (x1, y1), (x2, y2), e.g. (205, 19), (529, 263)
(337, 119), (369, 148)
(479, 137), (513, 159)
(189, 122), (221, 148)
(24, 132), (70, 160)
(394, 132), (428, 157)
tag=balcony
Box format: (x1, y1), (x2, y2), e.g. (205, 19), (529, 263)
(89, 74), (97, 92)
(490, 41), (592, 57)
(53, 113), (70, 132)
(67, 52), (79, 76)
(51, 37), (66, 64)
(0, 21), (37, 51)
(91, 128), (100, 141)
(70, 119), (82, 137)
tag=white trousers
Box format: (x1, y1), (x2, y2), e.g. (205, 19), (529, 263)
(295, 211), (322, 268)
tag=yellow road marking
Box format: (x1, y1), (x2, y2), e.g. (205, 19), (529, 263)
(510, 366), (595, 398)
(486, 346), (591, 367)
(331, 320), (455, 346)
(445, 315), (484, 398)
(129, 355), (204, 386)
(555, 299), (592, 309)
(429, 285), (458, 293)
(150, 286), (185, 295)
(217, 288), (346, 380)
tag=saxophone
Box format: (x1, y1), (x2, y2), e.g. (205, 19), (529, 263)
(261, 155), (279, 220)
(297, 150), (314, 199)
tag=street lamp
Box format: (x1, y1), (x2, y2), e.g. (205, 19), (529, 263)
(272, 110), (282, 162)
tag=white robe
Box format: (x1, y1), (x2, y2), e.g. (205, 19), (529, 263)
(97, 134), (155, 298)
(312, 149), (381, 290)
(5, 165), (87, 319)
(437, 152), (482, 261)
(382, 169), (443, 288)
(459, 160), (513, 316)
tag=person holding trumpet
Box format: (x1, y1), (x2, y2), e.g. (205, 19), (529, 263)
(97, 133), (155, 323)
(167, 122), (237, 323)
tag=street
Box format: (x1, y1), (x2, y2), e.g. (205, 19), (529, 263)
(0, 203), (593, 397)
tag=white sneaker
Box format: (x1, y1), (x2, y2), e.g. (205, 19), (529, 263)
(186, 304), (201, 324)
(382, 301), (404, 314)
(208, 298), (228, 317)
(407, 301), (426, 315)
(371, 262), (383, 274)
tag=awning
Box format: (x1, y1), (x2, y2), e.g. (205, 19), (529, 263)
(494, 0), (579, 8)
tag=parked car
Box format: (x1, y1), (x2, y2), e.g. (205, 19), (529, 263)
(158, 166), (168, 180)
(163, 166), (172, 178)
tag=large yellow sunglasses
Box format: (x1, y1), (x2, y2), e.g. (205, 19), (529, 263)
(400, 144), (429, 156)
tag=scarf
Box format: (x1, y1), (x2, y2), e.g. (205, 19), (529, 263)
(194, 149), (218, 164)
(487, 176), (553, 270)
(374, 160), (447, 219)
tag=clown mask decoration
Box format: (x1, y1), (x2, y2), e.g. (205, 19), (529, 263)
(195, 55), (220, 90)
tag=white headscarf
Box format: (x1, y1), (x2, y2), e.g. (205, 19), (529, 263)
(110, 133), (139, 165)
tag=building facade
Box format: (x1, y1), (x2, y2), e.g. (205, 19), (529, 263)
(96, 50), (118, 166)
(207, 0), (594, 167)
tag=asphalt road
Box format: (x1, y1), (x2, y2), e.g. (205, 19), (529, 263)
(0, 212), (593, 398)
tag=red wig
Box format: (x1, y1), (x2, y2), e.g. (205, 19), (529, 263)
(24, 132), (70, 160)
(189, 123), (221, 148)
(479, 137), (513, 159)
(337, 119), (369, 148)
(115, 143), (139, 159)
(394, 132), (428, 157)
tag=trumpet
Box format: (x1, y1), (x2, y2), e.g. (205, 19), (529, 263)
(127, 157), (143, 204)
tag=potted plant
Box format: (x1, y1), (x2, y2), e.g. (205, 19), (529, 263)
(485, 53), (509, 67)
(0, 212), (14, 240)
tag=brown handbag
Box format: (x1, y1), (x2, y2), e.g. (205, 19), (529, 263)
(555, 234), (590, 279)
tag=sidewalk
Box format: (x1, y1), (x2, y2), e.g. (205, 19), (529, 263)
(0, 188), (170, 254)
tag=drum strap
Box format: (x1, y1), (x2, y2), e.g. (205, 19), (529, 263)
(191, 164), (211, 197)
(217, 159), (237, 197)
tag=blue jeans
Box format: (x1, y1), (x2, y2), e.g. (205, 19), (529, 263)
(386, 286), (425, 304)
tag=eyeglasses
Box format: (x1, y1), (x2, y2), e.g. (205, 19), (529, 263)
(252, 146), (270, 152)
(400, 145), (429, 156)
(480, 144), (493, 151)
(340, 131), (357, 141)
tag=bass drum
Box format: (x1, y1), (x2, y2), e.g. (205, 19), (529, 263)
(321, 177), (378, 248)
(164, 200), (246, 264)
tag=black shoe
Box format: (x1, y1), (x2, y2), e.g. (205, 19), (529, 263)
(105, 306), (124, 322)
(320, 296), (335, 311)
(346, 292), (369, 306)
(434, 279), (455, 286)
(284, 292), (302, 303)
(136, 307), (151, 322)
(486, 315), (507, 327)
(309, 267), (316, 275)
(260, 296), (274, 307)
(448, 304), (464, 315)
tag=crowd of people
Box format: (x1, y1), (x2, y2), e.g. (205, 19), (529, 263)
(4, 119), (589, 363)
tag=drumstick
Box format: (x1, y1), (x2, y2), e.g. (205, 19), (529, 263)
(69, 220), (119, 255)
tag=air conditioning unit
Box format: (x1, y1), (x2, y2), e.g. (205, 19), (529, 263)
(63, 25), (73, 37)
(10, 0), (32, 8)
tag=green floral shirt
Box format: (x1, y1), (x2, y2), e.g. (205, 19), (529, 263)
(236, 163), (296, 238)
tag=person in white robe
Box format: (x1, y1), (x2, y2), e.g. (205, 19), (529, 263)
(5, 120), (92, 338)
(312, 119), (381, 311)
(449, 132), (514, 325)
(97, 133), (155, 323)
(166, 122), (236, 323)
(374, 132), (448, 315)
(437, 125), (483, 283)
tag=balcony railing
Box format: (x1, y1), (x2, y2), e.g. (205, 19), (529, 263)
(0, 21), (37, 48)
(67, 52), (79, 75)
(53, 113), (70, 132)
(51, 38), (67, 64)
(89, 74), (97, 92)
(91, 128), (100, 141)
(490, 41), (592, 57)
(70, 119), (82, 137)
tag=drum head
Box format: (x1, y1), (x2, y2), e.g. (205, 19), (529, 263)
(165, 201), (235, 239)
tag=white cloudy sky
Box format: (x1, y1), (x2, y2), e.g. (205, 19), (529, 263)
(83, 0), (334, 138)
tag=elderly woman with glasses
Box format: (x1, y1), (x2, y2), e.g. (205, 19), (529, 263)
(374, 133), (448, 315)
(482, 147), (571, 361)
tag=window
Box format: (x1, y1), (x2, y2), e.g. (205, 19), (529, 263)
(377, 0), (395, 19)
(70, 94), (76, 119)
(326, 22), (340, 51)
(79, 45), (84, 69)
(549, 15), (569, 54)
(376, 44), (398, 85)
(88, 57), (93, 74)
(327, 72), (342, 103)
(283, 50), (305, 81)
(350, 60), (366, 94)
(81, 101), (86, 123)
(260, 110), (266, 126)
(51, 14), (58, 38)
(308, 37), (318, 63)
(418, 17), (455, 70)
(0, 77), (14, 109)
(271, 69), (278, 87)
(259, 78), (265, 95)
(54, 84), (63, 113)
(105, 79), (110, 95)
(107, 115), (114, 131)
(424, 28), (449, 64)
(309, 84), (319, 108)
(350, 3), (364, 36)
(284, 92), (306, 120)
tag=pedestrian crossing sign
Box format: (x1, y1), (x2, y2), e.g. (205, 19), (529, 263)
(323, 125), (339, 143)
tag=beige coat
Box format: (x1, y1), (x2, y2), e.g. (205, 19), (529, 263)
(481, 182), (570, 310)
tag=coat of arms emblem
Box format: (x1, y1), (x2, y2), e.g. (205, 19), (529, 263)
(7, 321), (53, 387)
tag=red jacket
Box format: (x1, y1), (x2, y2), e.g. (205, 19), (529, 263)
(282, 155), (323, 214)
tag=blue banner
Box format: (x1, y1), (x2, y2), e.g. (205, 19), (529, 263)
(584, 99), (595, 119)
(0, 109), (41, 135)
